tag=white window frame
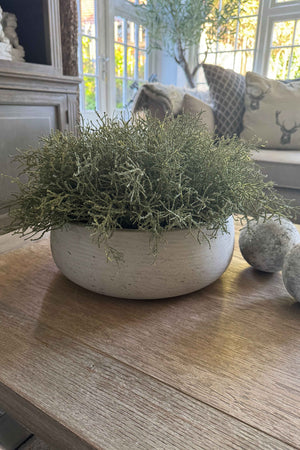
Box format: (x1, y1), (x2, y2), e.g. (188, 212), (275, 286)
(78, 0), (157, 118)
(198, 3), (260, 73)
(195, 0), (300, 84)
(111, 1), (153, 112)
(77, 0), (103, 118)
(254, 0), (300, 76)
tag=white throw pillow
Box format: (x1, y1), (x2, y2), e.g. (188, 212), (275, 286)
(241, 72), (300, 149)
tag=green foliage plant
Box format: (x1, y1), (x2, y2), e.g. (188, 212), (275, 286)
(4, 113), (294, 255)
(136, 0), (247, 88)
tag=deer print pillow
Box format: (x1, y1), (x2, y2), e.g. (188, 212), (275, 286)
(241, 72), (300, 149)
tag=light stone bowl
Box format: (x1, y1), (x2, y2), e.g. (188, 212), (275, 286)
(50, 216), (235, 299)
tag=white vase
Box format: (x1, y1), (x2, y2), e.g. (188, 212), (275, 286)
(50, 216), (235, 299)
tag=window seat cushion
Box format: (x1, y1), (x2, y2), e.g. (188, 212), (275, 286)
(251, 149), (300, 190)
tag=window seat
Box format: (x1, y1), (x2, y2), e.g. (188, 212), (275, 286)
(251, 149), (300, 222)
(251, 149), (300, 190)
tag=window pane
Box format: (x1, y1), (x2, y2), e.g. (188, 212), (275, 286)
(114, 17), (124, 43)
(205, 52), (217, 65)
(290, 47), (300, 79)
(80, 0), (95, 36)
(139, 25), (146, 49)
(116, 79), (123, 109)
(234, 50), (254, 74)
(199, 0), (259, 76)
(127, 21), (135, 46)
(138, 50), (146, 79)
(295, 20), (300, 45)
(218, 19), (237, 51)
(240, 0), (259, 16)
(127, 46), (135, 78)
(115, 44), (124, 77)
(238, 17), (257, 50)
(268, 48), (292, 79)
(127, 0), (147, 4)
(83, 76), (96, 110)
(82, 36), (96, 74)
(113, 13), (149, 111)
(216, 52), (235, 69)
(199, 28), (214, 53)
(127, 80), (134, 106)
(272, 21), (295, 47)
(221, 0), (239, 17)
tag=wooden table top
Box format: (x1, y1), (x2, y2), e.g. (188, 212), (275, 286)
(0, 224), (299, 450)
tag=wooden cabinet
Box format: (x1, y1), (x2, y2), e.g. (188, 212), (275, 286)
(0, 0), (81, 225)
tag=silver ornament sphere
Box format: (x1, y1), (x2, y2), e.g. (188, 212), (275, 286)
(282, 243), (300, 302)
(239, 217), (300, 272)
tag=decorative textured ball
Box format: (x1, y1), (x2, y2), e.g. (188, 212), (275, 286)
(239, 217), (300, 272)
(282, 244), (300, 302)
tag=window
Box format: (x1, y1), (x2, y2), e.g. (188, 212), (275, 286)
(78, 0), (153, 116)
(199, 0), (260, 74)
(114, 17), (149, 110)
(267, 18), (300, 79)
(78, 0), (98, 111)
(128, 0), (146, 4)
(198, 0), (300, 83)
(258, 0), (300, 78)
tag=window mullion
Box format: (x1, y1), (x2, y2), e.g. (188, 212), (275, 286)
(134, 23), (139, 81)
(145, 29), (149, 79)
(77, 0), (85, 110)
(234, 13), (240, 70)
(123, 19), (128, 107)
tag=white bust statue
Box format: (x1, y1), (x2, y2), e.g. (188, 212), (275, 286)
(0, 8), (25, 61)
(0, 5), (12, 60)
(0, 6), (9, 43)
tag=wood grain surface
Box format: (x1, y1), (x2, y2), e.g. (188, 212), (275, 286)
(0, 223), (300, 449)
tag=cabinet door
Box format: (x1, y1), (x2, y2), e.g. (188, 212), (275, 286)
(0, 91), (68, 214)
(0, 104), (58, 209)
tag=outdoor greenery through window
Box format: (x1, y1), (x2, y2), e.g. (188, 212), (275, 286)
(78, 0), (98, 111)
(128, 0), (146, 4)
(198, 0), (300, 83)
(199, 0), (259, 75)
(77, 0), (149, 114)
(114, 17), (149, 110)
(268, 19), (300, 79)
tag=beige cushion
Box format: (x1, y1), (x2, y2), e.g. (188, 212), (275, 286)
(241, 72), (300, 149)
(182, 93), (215, 134)
(251, 148), (300, 190)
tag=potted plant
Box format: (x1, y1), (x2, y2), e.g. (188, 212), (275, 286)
(4, 113), (293, 299)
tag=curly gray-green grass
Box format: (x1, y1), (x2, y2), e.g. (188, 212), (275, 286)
(3, 113), (296, 252)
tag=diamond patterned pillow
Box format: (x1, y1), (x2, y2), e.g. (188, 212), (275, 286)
(203, 64), (245, 137)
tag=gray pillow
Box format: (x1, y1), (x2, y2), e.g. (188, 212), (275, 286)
(203, 64), (245, 137)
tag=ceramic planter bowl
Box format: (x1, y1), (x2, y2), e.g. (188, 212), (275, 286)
(50, 216), (235, 299)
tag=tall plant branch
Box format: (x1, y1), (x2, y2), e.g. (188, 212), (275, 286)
(136, 0), (247, 88)
(176, 38), (195, 88)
